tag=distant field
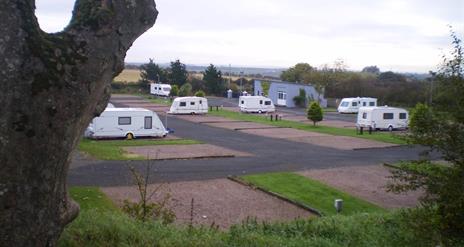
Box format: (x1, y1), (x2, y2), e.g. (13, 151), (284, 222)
(114, 69), (141, 83)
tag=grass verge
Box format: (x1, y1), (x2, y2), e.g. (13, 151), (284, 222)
(78, 138), (202, 160)
(209, 109), (406, 144)
(241, 172), (386, 216)
(61, 187), (437, 246)
(69, 187), (119, 212)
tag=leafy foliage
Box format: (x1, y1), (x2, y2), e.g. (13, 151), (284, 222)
(140, 58), (167, 84)
(168, 59), (188, 86)
(293, 88), (307, 107)
(194, 90), (205, 97)
(307, 101), (323, 126)
(361, 65), (380, 74)
(170, 85), (179, 96)
(261, 81), (270, 96)
(179, 83), (192, 96)
(203, 64), (224, 95)
(388, 31), (464, 244)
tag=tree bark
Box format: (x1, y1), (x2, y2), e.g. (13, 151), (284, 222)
(0, 1), (157, 246)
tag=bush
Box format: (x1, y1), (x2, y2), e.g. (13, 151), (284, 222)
(194, 90), (205, 97)
(293, 88), (307, 107)
(170, 85), (179, 96)
(307, 101), (323, 126)
(111, 81), (146, 94)
(179, 83), (192, 96)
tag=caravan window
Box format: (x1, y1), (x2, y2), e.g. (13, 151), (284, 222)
(180, 102), (186, 107)
(118, 117), (131, 125)
(144, 116), (152, 129)
(399, 113), (407, 119)
(352, 102), (358, 107)
(369, 102), (375, 106)
(259, 100), (263, 105)
(241, 100), (244, 104)
(362, 112), (367, 119)
(199, 100), (203, 104)
(190, 102), (195, 106)
(163, 88), (170, 92)
(383, 113), (394, 119)
(265, 101), (271, 105)
(363, 102), (367, 106)
(340, 102), (349, 107)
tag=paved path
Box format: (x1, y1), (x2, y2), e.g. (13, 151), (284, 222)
(68, 95), (430, 187)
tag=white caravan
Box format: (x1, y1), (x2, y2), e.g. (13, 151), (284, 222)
(168, 96), (208, 114)
(357, 106), (409, 131)
(338, 97), (377, 113)
(239, 96), (275, 113)
(85, 108), (167, 139)
(150, 83), (172, 97)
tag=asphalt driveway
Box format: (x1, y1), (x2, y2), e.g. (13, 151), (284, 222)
(69, 110), (430, 187)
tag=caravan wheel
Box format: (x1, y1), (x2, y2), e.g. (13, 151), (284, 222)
(258, 110), (262, 114)
(126, 133), (134, 140)
(388, 126), (393, 132)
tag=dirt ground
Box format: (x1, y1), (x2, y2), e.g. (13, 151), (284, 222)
(102, 178), (314, 229)
(124, 144), (252, 160)
(288, 135), (397, 150)
(298, 165), (422, 208)
(173, 115), (244, 123)
(238, 128), (395, 150)
(205, 121), (280, 130)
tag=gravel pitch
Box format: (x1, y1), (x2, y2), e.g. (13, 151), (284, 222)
(101, 178), (315, 229)
(298, 165), (422, 208)
(124, 144), (253, 160)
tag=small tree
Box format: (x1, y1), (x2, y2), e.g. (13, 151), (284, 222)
(261, 81), (271, 96)
(179, 83), (192, 96)
(170, 85), (179, 97)
(195, 90), (205, 97)
(307, 101), (323, 126)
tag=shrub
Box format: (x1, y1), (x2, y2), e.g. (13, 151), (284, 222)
(170, 85), (179, 96)
(179, 83), (192, 96)
(307, 101), (323, 126)
(195, 90), (205, 97)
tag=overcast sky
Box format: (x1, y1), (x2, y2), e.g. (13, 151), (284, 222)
(36, 0), (463, 73)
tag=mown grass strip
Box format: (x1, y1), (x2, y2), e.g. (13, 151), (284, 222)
(209, 109), (406, 144)
(241, 172), (386, 216)
(78, 138), (202, 160)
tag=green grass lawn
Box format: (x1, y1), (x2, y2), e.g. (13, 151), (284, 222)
(78, 138), (201, 160)
(142, 94), (172, 105)
(209, 109), (406, 144)
(241, 172), (386, 216)
(70, 187), (119, 212)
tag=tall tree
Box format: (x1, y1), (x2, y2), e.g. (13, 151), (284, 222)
(280, 63), (314, 82)
(168, 59), (188, 86)
(388, 31), (464, 244)
(0, 1), (157, 246)
(140, 58), (167, 83)
(361, 65), (380, 74)
(203, 64), (224, 95)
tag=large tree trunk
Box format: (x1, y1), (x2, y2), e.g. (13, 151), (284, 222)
(0, 1), (157, 246)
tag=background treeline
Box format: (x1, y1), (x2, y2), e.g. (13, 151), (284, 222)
(280, 63), (431, 107)
(115, 59), (432, 108)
